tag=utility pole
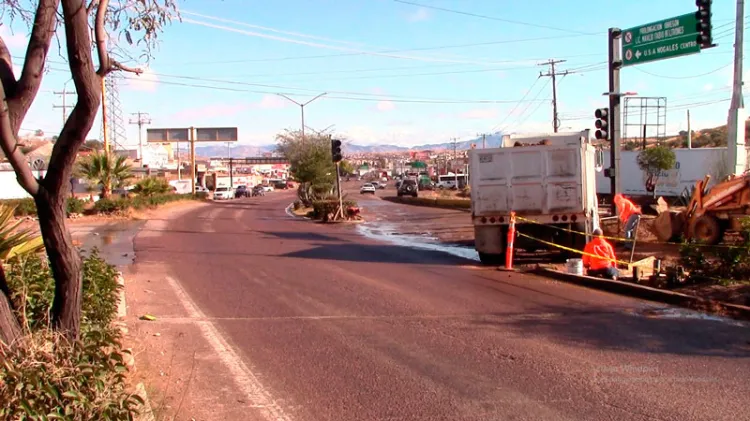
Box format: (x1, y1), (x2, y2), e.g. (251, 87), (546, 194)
(539, 59), (570, 133)
(190, 127), (196, 195)
(477, 133), (487, 149)
(53, 88), (74, 126)
(727, 0), (746, 176)
(277, 93), (327, 143)
(687, 110), (692, 149)
(452, 137), (458, 187)
(129, 111), (151, 164)
(607, 29), (623, 215)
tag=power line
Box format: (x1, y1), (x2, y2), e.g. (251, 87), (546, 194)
(52, 87), (75, 126)
(392, 0), (600, 35)
(505, 78), (552, 131)
(631, 63), (732, 79)
(490, 77), (541, 133)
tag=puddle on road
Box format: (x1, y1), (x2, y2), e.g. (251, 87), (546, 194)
(633, 307), (747, 327)
(72, 220), (145, 269)
(357, 222), (479, 262)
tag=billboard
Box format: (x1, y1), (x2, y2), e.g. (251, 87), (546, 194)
(147, 128), (189, 143)
(196, 127), (238, 142)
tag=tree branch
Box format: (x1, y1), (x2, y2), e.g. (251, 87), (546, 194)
(0, 82), (39, 195)
(45, 0), (102, 195)
(0, 37), (17, 97)
(86, 0), (99, 15)
(111, 59), (142, 74)
(10, 0), (61, 131)
(94, 0), (110, 75)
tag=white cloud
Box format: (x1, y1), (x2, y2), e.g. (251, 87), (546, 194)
(459, 108), (498, 120)
(0, 26), (28, 51)
(406, 7), (430, 22)
(123, 67), (159, 92)
(253, 94), (288, 109)
(12, 64), (21, 77)
(704, 83), (714, 92)
(376, 100), (395, 111)
(169, 102), (251, 122)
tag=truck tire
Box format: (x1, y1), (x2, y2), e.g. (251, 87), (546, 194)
(478, 252), (505, 266)
(689, 215), (723, 245)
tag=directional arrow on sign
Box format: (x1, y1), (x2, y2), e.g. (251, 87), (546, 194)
(635, 50), (642, 59)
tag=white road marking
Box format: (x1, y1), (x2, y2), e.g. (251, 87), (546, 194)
(164, 276), (294, 421)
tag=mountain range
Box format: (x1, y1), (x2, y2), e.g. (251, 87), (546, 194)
(195, 133), (506, 157)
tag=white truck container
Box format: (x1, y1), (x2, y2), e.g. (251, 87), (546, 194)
(468, 130), (602, 265)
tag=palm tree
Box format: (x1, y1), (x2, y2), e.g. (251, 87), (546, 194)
(0, 204), (45, 344)
(77, 151), (133, 199)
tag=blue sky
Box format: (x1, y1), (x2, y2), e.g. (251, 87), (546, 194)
(2, 0), (747, 148)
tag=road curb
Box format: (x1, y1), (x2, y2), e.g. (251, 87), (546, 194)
(382, 196), (471, 212)
(285, 203), (311, 219)
(116, 272), (156, 421)
(529, 267), (750, 321)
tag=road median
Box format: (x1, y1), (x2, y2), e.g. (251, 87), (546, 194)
(383, 196), (471, 211)
(528, 266), (750, 322)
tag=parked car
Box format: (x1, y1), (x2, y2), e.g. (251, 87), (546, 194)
(252, 185), (266, 197)
(370, 181), (381, 189)
(262, 185), (274, 192)
(235, 185), (249, 198)
(360, 183), (376, 195)
(214, 186), (234, 200)
(397, 179), (418, 198)
(273, 181), (289, 190)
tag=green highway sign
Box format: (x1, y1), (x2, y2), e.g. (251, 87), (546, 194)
(622, 12), (701, 67)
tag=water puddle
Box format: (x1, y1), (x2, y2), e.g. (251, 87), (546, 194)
(72, 221), (145, 269)
(357, 222), (479, 262)
(634, 307), (747, 327)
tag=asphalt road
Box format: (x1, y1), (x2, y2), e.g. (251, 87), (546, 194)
(134, 191), (750, 421)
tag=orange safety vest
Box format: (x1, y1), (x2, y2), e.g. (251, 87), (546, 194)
(613, 194), (641, 224)
(582, 237), (617, 270)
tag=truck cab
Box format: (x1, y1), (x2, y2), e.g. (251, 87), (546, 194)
(468, 130), (603, 265)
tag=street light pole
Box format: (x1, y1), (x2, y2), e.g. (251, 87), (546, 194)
(277, 92), (328, 142)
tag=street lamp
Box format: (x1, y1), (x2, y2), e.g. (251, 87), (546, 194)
(277, 92), (328, 142)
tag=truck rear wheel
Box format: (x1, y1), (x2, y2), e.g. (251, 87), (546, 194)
(478, 252), (505, 266)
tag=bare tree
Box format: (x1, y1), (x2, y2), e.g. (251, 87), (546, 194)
(0, 0), (178, 344)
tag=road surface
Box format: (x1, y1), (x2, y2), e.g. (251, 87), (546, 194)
(131, 191), (750, 421)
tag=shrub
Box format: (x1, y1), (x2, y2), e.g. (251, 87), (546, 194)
(679, 217), (750, 284)
(311, 199), (357, 220)
(66, 197), (86, 215)
(132, 177), (171, 196)
(1, 198), (37, 216)
(458, 186), (471, 198)
(0, 251), (140, 419)
(293, 200), (303, 210)
(92, 198), (123, 214)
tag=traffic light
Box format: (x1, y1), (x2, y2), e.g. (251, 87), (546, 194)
(696, 0), (712, 49)
(331, 138), (342, 162)
(594, 108), (609, 140)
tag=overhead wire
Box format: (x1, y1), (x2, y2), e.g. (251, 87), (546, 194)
(490, 77), (541, 133)
(392, 0), (600, 35)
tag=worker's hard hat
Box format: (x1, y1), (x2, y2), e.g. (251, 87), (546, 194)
(592, 228), (603, 236)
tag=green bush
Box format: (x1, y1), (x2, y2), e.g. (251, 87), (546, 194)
(0, 251), (141, 419)
(132, 177), (171, 196)
(311, 199), (357, 220)
(91, 193), (198, 214)
(680, 217), (750, 284)
(1, 198), (37, 216)
(66, 197), (86, 215)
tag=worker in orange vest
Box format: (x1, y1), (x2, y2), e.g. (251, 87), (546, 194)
(582, 228), (618, 280)
(613, 193), (642, 250)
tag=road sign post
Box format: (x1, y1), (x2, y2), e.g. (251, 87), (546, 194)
(622, 13), (701, 67)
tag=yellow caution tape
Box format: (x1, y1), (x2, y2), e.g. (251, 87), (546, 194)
(516, 231), (735, 284)
(515, 232), (631, 267)
(514, 214), (749, 250)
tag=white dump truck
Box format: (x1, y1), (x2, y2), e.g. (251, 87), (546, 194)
(468, 130), (603, 265)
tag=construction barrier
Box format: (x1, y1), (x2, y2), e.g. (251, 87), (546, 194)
(505, 212), (516, 270)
